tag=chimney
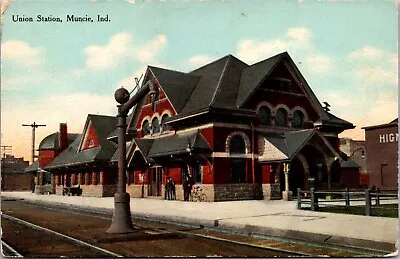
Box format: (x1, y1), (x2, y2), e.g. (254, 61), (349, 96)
(59, 123), (68, 150)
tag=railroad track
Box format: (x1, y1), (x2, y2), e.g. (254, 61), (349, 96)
(2, 198), (390, 257)
(1, 214), (123, 257)
(2, 240), (23, 257)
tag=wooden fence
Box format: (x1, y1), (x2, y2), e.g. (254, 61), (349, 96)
(297, 188), (398, 216)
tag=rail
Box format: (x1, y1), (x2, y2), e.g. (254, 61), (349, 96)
(297, 188), (398, 216)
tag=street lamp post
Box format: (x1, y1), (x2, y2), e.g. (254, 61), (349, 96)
(107, 80), (158, 234)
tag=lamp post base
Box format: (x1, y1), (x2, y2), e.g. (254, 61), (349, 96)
(107, 192), (135, 234)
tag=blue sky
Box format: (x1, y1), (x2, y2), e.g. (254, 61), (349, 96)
(1, 0), (397, 161)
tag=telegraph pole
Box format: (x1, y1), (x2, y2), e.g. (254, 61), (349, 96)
(22, 122), (46, 164)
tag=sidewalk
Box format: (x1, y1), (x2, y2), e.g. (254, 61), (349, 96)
(2, 191), (398, 252)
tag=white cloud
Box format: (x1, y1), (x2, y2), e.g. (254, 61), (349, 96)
(236, 27), (312, 64)
(305, 54), (333, 74)
(348, 46), (384, 60)
(347, 46), (397, 87)
(84, 32), (167, 71)
(1, 41), (44, 66)
(287, 27), (311, 43)
(84, 32), (134, 70)
(187, 55), (215, 67)
(136, 34), (167, 63)
(1, 92), (116, 160)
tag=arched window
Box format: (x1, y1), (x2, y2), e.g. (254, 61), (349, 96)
(142, 120), (150, 136)
(229, 135), (246, 183)
(152, 117), (160, 134)
(230, 135), (246, 154)
(259, 106), (272, 126)
(292, 110), (305, 128)
(276, 108), (288, 127)
(161, 114), (170, 132)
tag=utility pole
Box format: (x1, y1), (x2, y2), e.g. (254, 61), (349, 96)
(22, 122), (46, 164)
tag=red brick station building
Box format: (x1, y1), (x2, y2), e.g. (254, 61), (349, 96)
(26, 52), (357, 201)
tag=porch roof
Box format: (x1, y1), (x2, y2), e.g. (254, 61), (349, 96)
(128, 130), (211, 163)
(258, 129), (340, 163)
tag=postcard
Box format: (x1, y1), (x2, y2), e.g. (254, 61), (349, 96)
(1, 0), (398, 257)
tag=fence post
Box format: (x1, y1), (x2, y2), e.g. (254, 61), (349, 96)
(297, 188), (301, 209)
(311, 188), (318, 211)
(365, 189), (371, 216)
(345, 188), (350, 207)
(376, 188), (380, 206)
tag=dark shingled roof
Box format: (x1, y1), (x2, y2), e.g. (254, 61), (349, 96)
(262, 129), (316, 160)
(177, 55), (248, 114)
(236, 52), (285, 108)
(321, 112), (355, 130)
(129, 130), (211, 162)
(45, 115), (118, 169)
(149, 66), (200, 113)
(38, 133), (79, 151)
(141, 52), (353, 131)
(24, 160), (39, 173)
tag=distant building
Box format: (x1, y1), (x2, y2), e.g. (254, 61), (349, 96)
(1, 154), (31, 191)
(362, 119), (398, 190)
(339, 138), (367, 187)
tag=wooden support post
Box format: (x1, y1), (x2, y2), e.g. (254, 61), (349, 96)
(310, 188), (318, 211)
(345, 188), (350, 207)
(365, 189), (371, 216)
(297, 188), (301, 209)
(376, 188), (380, 206)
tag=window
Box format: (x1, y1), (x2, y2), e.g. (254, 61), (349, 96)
(276, 108), (288, 127)
(230, 135), (246, 154)
(152, 117), (160, 134)
(292, 110), (305, 128)
(259, 106), (271, 126)
(161, 114), (170, 132)
(142, 120), (150, 136)
(229, 135), (246, 183)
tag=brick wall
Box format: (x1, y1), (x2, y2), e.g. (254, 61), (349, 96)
(3, 173), (33, 191)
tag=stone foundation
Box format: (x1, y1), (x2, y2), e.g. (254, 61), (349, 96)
(35, 184), (53, 194)
(214, 184), (263, 202)
(262, 183), (281, 200)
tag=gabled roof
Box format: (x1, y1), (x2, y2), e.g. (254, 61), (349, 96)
(128, 130), (211, 164)
(46, 115), (118, 169)
(141, 52), (353, 132)
(259, 129), (340, 163)
(179, 55), (249, 114)
(149, 66), (200, 113)
(237, 52), (285, 107)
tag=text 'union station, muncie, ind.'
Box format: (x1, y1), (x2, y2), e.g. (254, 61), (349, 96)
(26, 51), (358, 202)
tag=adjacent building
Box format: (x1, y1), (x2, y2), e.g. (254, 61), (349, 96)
(32, 52), (356, 201)
(1, 154), (31, 191)
(339, 138), (367, 188)
(363, 119), (398, 190)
